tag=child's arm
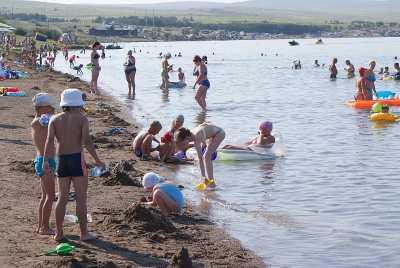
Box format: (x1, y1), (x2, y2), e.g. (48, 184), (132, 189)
(244, 136), (258, 146)
(194, 136), (207, 178)
(82, 116), (104, 166)
(31, 119), (41, 148)
(42, 119), (55, 173)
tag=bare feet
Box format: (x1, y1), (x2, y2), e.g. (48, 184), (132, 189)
(39, 228), (55, 235)
(53, 230), (64, 242)
(80, 232), (96, 241)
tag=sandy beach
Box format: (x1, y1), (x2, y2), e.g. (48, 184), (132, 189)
(0, 59), (266, 267)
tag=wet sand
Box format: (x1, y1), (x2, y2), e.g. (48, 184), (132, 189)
(0, 59), (266, 267)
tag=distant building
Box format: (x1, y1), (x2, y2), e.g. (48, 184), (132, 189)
(89, 24), (138, 37)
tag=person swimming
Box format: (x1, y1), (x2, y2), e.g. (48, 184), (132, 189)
(222, 121), (275, 151)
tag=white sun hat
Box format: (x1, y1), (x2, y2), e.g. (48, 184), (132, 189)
(60, 88), (84, 107)
(142, 172), (164, 189)
(32, 93), (57, 109)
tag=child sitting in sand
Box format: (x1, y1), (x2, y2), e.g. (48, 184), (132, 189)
(223, 121), (275, 151)
(132, 121), (162, 160)
(43, 88), (104, 241)
(141, 172), (184, 216)
(31, 93), (57, 235)
(158, 115), (185, 161)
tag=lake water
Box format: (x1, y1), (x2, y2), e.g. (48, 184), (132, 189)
(55, 38), (400, 268)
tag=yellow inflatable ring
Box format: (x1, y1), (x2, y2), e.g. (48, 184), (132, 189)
(368, 113), (399, 122)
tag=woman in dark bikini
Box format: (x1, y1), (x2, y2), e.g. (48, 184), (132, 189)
(124, 50), (136, 98)
(193, 55), (210, 111)
(90, 42), (103, 94)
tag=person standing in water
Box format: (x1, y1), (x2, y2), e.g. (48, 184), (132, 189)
(329, 58), (338, 80)
(174, 123), (225, 190)
(90, 42), (103, 94)
(393, 62), (400, 80)
(345, 60), (355, 78)
(124, 50), (136, 98)
(365, 60), (377, 98)
(160, 53), (171, 90)
(193, 55), (210, 111)
(355, 67), (371, 100)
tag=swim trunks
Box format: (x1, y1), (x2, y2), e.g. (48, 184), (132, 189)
(200, 79), (210, 88)
(57, 152), (87, 178)
(34, 156), (56, 177)
(158, 183), (184, 210)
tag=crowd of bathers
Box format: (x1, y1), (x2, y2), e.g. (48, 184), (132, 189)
(315, 57), (400, 100)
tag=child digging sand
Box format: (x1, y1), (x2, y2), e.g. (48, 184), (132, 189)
(43, 88), (104, 241)
(141, 172), (184, 216)
(31, 93), (57, 235)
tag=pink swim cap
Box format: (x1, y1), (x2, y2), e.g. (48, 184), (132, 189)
(259, 121), (273, 132)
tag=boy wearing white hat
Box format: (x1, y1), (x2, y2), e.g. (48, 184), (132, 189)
(31, 93), (57, 235)
(43, 88), (104, 241)
(142, 172), (184, 216)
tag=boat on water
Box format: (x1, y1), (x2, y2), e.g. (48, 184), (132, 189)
(288, 40), (299, 46)
(316, 39), (323, 44)
(105, 43), (122, 50)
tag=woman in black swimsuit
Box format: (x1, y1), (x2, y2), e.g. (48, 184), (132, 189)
(124, 50), (136, 98)
(90, 41), (103, 94)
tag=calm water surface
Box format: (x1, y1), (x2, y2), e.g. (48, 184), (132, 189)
(55, 38), (400, 267)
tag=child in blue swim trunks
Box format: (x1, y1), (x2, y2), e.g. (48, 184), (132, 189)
(141, 172), (184, 216)
(132, 121), (162, 160)
(31, 93), (57, 235)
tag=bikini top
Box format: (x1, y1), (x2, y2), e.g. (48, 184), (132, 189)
(193, 66), (207, 77)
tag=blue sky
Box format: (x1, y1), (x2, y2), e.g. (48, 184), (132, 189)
(30, 0), (244, 4)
